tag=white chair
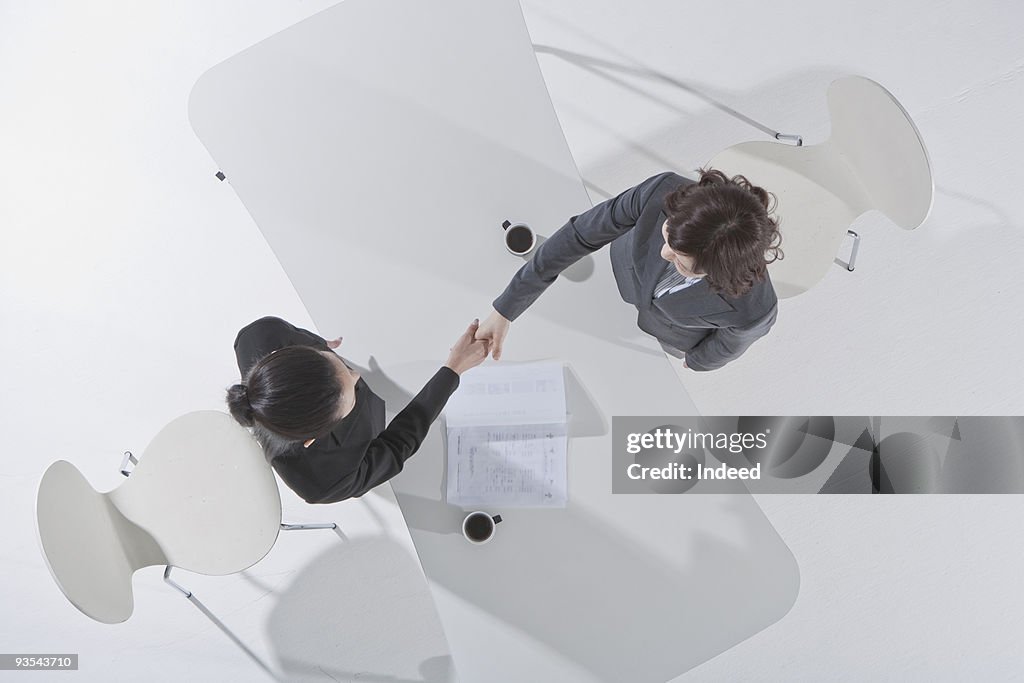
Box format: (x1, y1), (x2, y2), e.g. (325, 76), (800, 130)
(36, 411), (337, 676)
(708, 75), (934, 298)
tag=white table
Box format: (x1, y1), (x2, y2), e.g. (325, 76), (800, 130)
(188, 1), (799, 680)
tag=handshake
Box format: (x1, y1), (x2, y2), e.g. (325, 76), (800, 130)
(443, 309), (513, 375)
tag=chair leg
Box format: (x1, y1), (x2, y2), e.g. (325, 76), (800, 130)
(162, 565), (193, 597)
(280, 522), (336, 531)
(846, 230), (861, 271)
(119, 451), (138, 477)
(281, 521), (347, 541)
(163, 567), (280, 681)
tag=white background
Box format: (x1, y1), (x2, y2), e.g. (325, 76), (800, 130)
(2, 1), (1023, 681)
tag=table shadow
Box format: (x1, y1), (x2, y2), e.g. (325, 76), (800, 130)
(395, 492), (799, 683)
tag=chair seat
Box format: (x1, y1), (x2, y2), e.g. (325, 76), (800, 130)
(36, 411), (283, 623)
(37, 461), (160, 623)
(711, 142), (861, 298)
(709, 75), (933, 298)
(110, 411), (282, 574)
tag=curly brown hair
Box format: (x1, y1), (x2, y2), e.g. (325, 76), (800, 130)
(663, 168), (783, 298)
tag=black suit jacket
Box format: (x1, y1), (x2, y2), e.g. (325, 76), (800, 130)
(493, 172), (778, 370)
(233, 316), (459, 503)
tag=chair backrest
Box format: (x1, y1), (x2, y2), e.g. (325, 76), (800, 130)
(36, 411), (282, 623)
(709, 76), (933, 298)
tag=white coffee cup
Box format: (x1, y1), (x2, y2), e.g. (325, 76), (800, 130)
(502, 220), (536, 256)
(462, 511), (502, 544)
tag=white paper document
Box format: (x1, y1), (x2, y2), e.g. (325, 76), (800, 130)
(445, 361), (567, 507)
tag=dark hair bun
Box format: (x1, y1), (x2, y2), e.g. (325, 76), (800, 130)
(226, 383), (255, 427)
(227, 341), (346, 442)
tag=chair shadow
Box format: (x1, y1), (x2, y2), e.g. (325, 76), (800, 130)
(264, 537), (457, 683)
(531, 44), (790, 140)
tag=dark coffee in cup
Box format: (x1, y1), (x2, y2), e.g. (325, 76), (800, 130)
(465, 513), (493, 541)
(463, 511), (502, 544)
(506, 226), (534, 253)
(502, 220), (536, 256)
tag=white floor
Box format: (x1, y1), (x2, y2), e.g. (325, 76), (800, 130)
(2, 1), (1023, 681)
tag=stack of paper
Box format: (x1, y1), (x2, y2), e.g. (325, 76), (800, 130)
(445, 361), (567, 507)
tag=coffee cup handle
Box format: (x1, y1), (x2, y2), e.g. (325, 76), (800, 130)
(501, 220), (511, 230)
(493, 515), (503, 524)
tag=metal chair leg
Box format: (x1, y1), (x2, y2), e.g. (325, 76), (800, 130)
(119, 451), (137, 477)
(163, 567), (280, 681)
(162, 565), (192, 597)
(846, 230), (861, 271)
(774, 132), (803, 146)
(280, 522), (337, 531)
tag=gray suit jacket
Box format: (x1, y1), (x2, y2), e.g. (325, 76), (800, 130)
(493, 172), (778, 371)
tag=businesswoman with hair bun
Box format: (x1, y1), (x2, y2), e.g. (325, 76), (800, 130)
(226, 316), (488, 504)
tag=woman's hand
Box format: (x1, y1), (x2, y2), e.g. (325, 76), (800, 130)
(474, 308), (511, 360)
(445, 320), (490, 375)
(326, 337), (342, 349)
